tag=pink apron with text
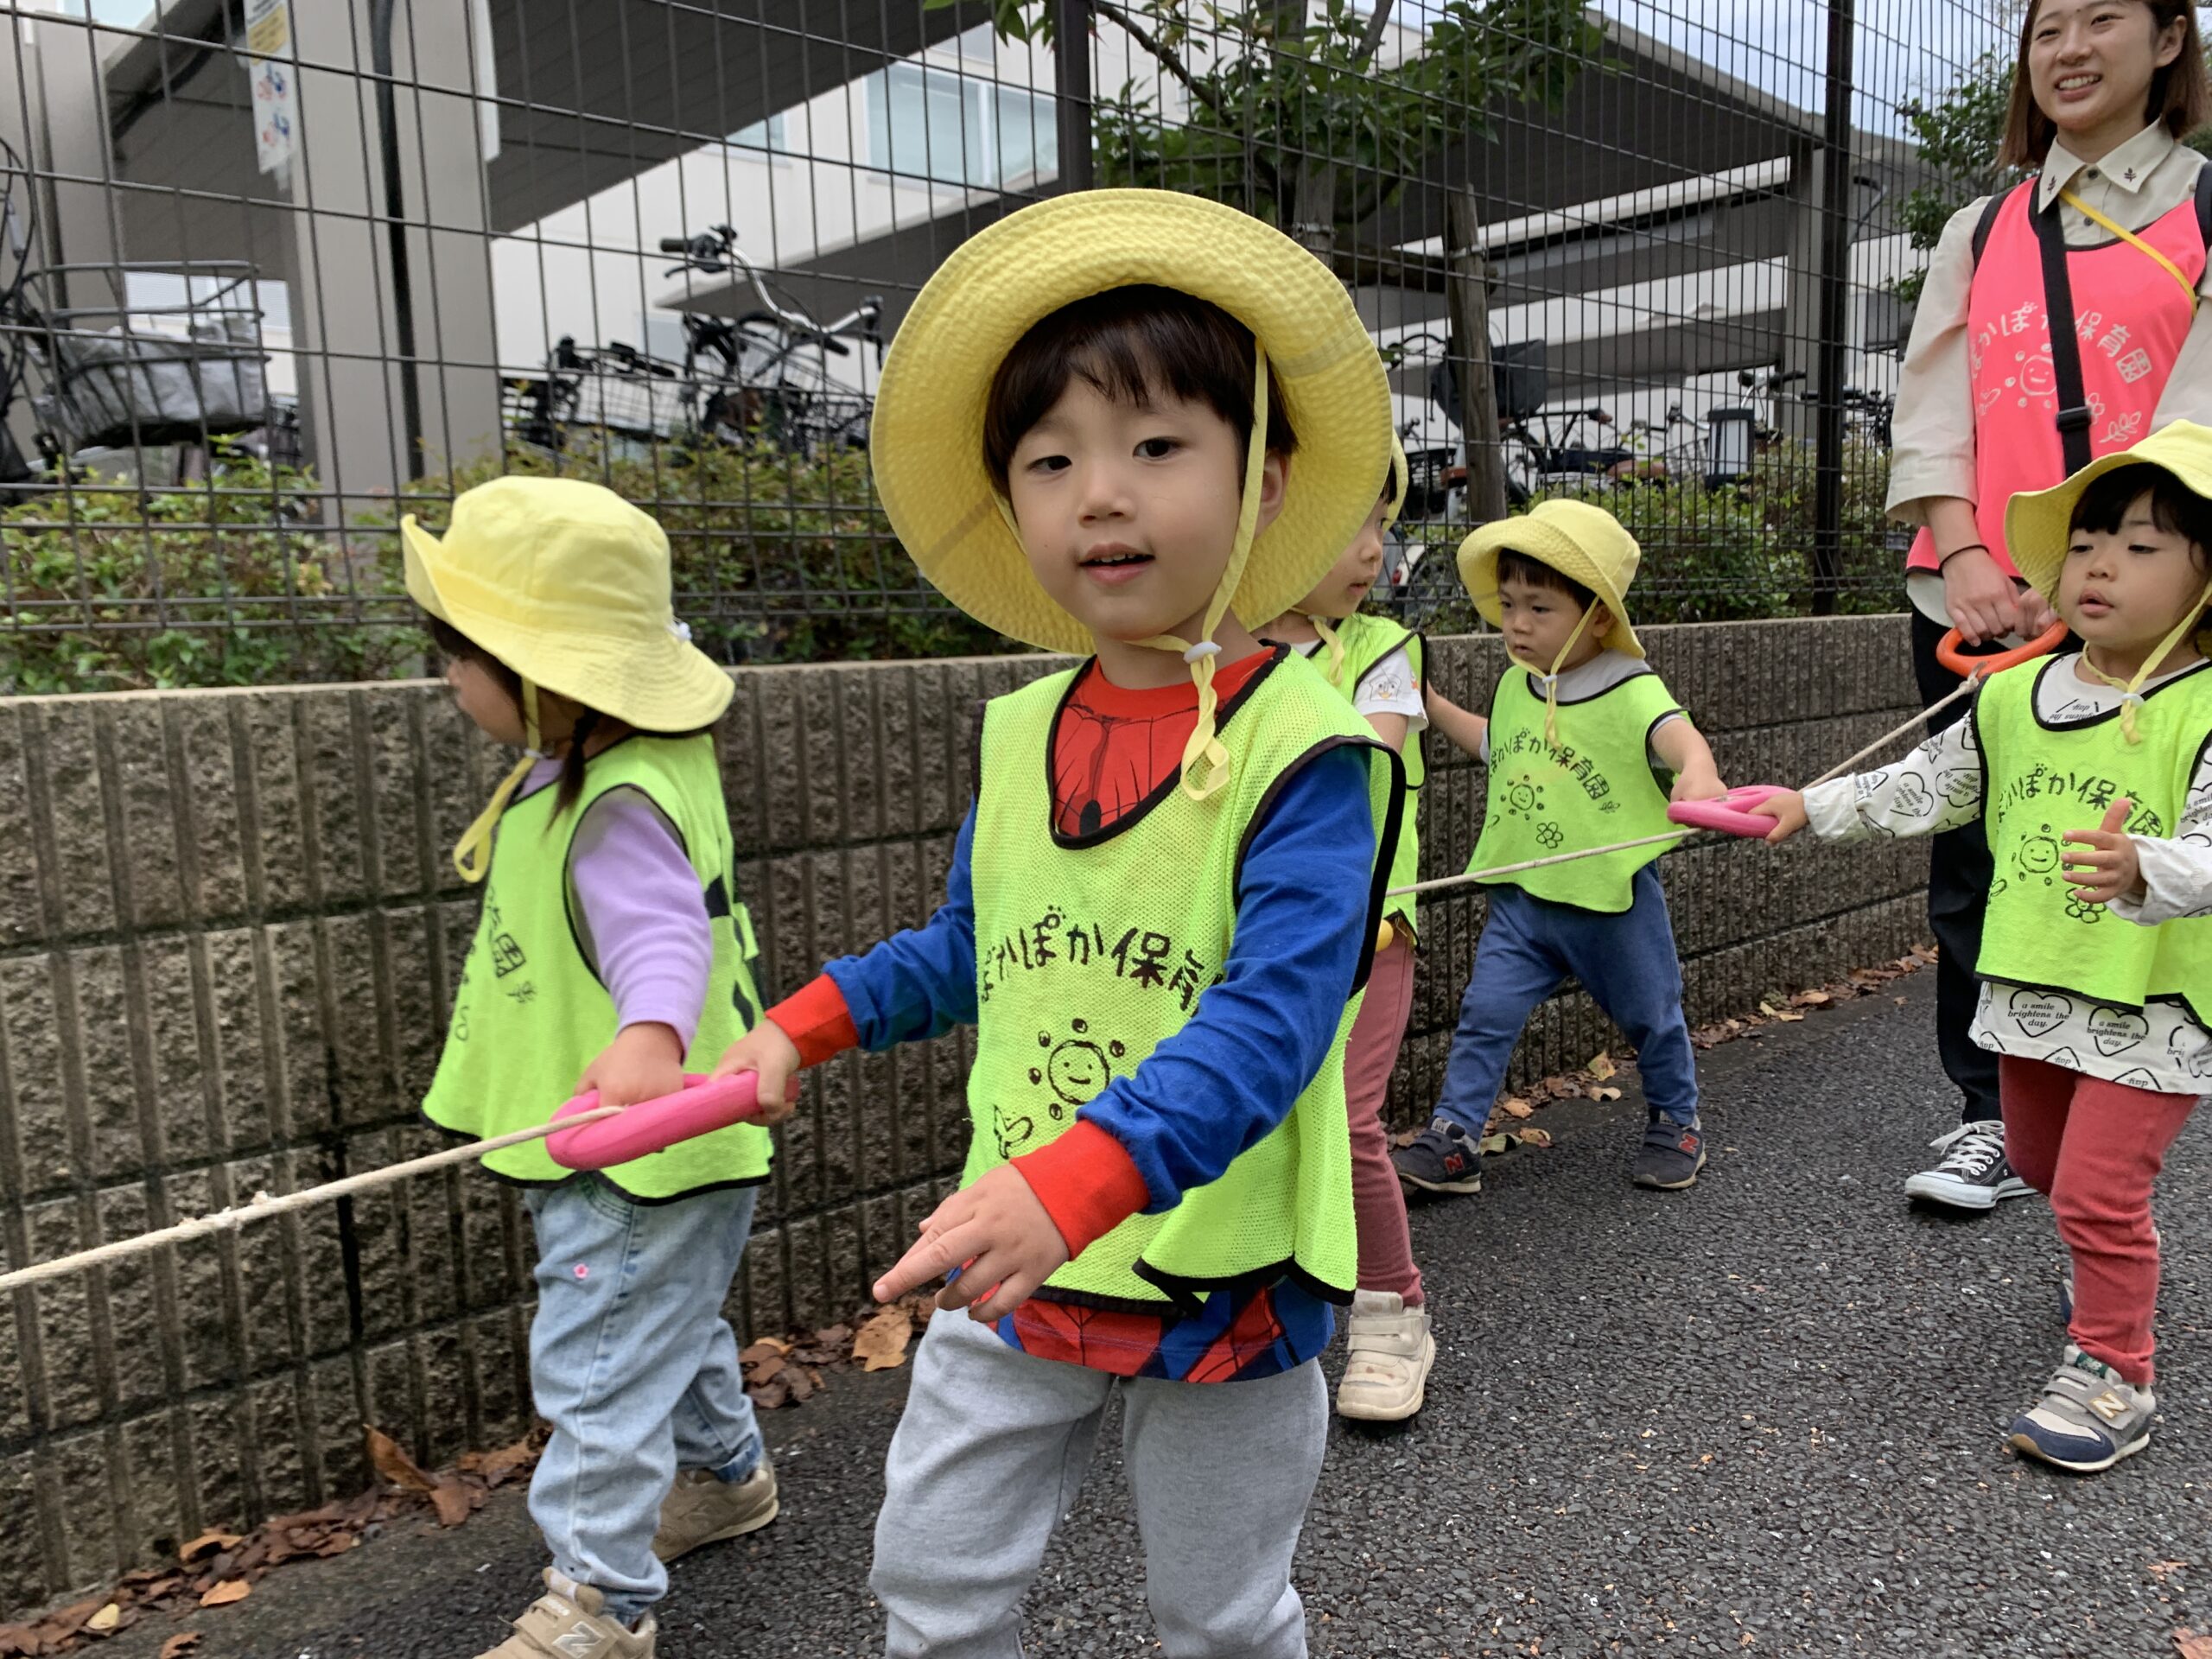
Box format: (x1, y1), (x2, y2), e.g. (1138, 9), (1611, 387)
(1906, 180), (2204, 582)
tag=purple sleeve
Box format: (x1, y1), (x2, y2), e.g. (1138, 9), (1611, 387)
(568, 787), (715, 1050)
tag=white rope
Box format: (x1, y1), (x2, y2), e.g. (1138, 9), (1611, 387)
(1388, 679), (1974, 900)
(0, 1105), (623, 1296)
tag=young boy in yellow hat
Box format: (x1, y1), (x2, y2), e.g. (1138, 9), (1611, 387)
(1758, 422), (2212, 1472)
(713, 188), (1401, 1655)
(404, 477), (782, 1658)
(1252, 442), (1436, 1422)
(1395, 500), (1728, 1197)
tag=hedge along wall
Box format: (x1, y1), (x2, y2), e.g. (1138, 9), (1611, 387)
(0, 615), (1930, 1613)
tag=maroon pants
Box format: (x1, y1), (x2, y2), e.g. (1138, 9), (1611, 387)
(1999, 1053), (2198, 1386)
(1344, 937), (1422, 1305)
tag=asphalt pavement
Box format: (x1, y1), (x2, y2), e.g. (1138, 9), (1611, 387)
(96, 972), (2212, 1659)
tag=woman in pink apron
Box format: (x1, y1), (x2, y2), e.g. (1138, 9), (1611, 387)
(1886, 0), (2210, 1213)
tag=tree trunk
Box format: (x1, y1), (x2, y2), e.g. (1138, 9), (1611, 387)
(1446, 185), (1509, 524)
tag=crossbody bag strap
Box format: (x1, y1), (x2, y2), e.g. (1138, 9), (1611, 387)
(2058, 188), (2201, 313)
(2029, 193), (2095, 474)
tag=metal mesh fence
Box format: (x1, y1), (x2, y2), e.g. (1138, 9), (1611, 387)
(0, 0), (2031, 690)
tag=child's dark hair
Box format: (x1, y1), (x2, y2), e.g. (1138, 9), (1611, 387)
(2069, 465), (2212, 570)
(982, 285), (1298, 493)
(429, 616), (604, 820)
(1380, 458), (1400, 511)
(1497, 546), (1597, 610)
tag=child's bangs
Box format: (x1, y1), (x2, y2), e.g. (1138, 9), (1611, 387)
(982, 285), (1296, 489)
(2069, 464), (2212, 551)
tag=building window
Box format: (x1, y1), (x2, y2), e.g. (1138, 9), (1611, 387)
(863, 63), (1058, 188)
(730, 111), (789, 156)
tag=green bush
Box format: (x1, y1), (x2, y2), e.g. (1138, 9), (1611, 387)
(1389, 442), (1903, 633)
(404, 438), (1013, 667)
(0, 448), (423, 696)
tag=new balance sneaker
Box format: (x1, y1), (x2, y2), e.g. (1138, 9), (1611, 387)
(1394, 1115), (1484, 1195)
(2006, 1344), (2156, 1473)
(479, 1570), (656, 1658)
(652, 1454), (779, 1562)
(1904, 1119), (2031, 1210)
(1335, 1289), (1435, 1422)
(1631, 1114), (1706, 1190)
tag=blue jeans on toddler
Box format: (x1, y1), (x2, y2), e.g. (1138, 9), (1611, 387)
(1435, 866), (1699, 1133)
(524, 1174), (766, 1626)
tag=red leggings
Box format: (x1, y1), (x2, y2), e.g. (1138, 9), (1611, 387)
(1344, 938), (1423, 1305)
(1999, 1054), (2198, 1386)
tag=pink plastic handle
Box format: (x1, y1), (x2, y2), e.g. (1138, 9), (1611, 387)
(546, 1072), (764, 1170)
(1666, 784), (1791, 840)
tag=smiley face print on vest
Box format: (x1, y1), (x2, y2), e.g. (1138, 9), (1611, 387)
(1503, 776), (1546, 822)
(2088, 1005), (2150, 1057)
(2008, 988), (2075, 1039)
(1027, 1018), (1127, 1121)
(2014, 825), (2063, 887)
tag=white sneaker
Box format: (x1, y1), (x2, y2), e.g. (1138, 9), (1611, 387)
(1902, 1120), (2032, 1210)
(477, 1569), (657, 1658)
(1335, 1289), (1434, 1421)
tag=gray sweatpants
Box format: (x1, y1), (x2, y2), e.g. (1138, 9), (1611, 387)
(871, 1306), (1328, 1658)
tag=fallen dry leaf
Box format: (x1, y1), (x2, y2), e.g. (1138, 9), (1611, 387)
(178, 1530), (243, 1564)
(785, 1365), (817, 1403)
(1586, 1052), (1616, 1081)
(1479, 1132), (1511, 1155)
(1519, 1126), (1554, 1148)
(198, 1580), (251, 1608)
(748, 1372), (791, 1408)
(0, 1627), (38, 1658)
(739, 1338), (791, 1364)
(85, 1603), (122, 1634)
(852, 1306), (914, 1372)
(2172, 1630), (2212, 1659)
(429, 1478), (474, 1529)
(1592, 1085), (1623, 1102)
(160, 1637), (204, 1659)
(365, 1426), (435, 1494)
(1794, 988), (1832, 1006)
(1501, 1099), (1535, 1120)
(746, 1352), (786, 1384)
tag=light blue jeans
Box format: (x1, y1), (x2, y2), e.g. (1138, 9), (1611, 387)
(523, 1174), (766, 1625)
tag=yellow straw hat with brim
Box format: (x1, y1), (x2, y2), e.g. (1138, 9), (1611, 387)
(1459, 499), (1645, 659)
(2004, 421), (2212, 742)
(869, 188), (1394, 659)
(2005, 420), (2212, 606)
(402, 475), (733, 735)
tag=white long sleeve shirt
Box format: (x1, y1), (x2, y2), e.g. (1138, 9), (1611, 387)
(1803, 654), (2212, 1093)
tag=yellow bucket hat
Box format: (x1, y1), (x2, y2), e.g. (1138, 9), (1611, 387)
(870, 188), (1393, 797)
(1459, 499), (1644, 743)
(403, 475), (734, 879)
(2005, 420), (2212, 741)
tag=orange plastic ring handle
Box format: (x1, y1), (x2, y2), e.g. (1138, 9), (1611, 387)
(1934, 620), (2068, 680)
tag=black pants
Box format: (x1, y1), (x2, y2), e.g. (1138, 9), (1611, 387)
(1908, 610), (2004, 1126)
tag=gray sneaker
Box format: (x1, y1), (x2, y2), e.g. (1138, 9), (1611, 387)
(652, 1454), (779, 1562)
(2006, 1344), (2155, 1473)
(1631, 1114), (1706, 1190)
(1393, 1114), (1484, 1195)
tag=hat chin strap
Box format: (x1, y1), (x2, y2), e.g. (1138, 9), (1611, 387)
(2079, 577), (2212, 744)
(1141, 343), (1272, 801)
(1516, 603), (1598, 747)
(453, 679), (549, 884)
(1305, 612), (1348, 685)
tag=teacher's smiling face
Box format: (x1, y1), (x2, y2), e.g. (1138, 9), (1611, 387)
(2024, 0), (2188, 148)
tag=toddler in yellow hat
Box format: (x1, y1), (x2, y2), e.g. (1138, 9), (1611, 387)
(1250, 441), (1437, 1424)
(1395, 498), (1729, 1201)
(711, 188), (1401, 1656)
(1758, 421), (2212, 1475)
(404, 476), (780, 1658)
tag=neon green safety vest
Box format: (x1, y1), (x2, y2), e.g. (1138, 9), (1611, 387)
(1313, 613), (1427, 937)
(1471, 664), (1683, 913)
(1973, 658), (2212, 1033)
(422, 734), (773, 1199)
(966, 648), (1401, 1313)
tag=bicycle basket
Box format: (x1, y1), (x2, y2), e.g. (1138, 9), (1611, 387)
(566, 351), (687, 441)
(25, 264), (270, 451)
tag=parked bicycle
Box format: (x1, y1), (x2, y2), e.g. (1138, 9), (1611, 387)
(510, 226), (885, 460)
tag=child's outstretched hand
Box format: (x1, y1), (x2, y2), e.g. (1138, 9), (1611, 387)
(2065, 799), (2143, 906)
(872, 1165), (1070, 1323)
(710, 1021), (804, 1127)
(578, 1022), (687, 1109)
(1668, 763), (1729, 804)
(1751, 790), (1808, 842)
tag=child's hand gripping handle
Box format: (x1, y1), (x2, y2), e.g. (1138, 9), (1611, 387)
(1665, 785), (1794, 839)
(547, 1072), (764, 1170)
(1933, 620), (2069, 680)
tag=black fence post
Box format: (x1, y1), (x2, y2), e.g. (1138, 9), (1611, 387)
(1813, 0), (1857, 615)
(1055, 0), (1094, 194)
